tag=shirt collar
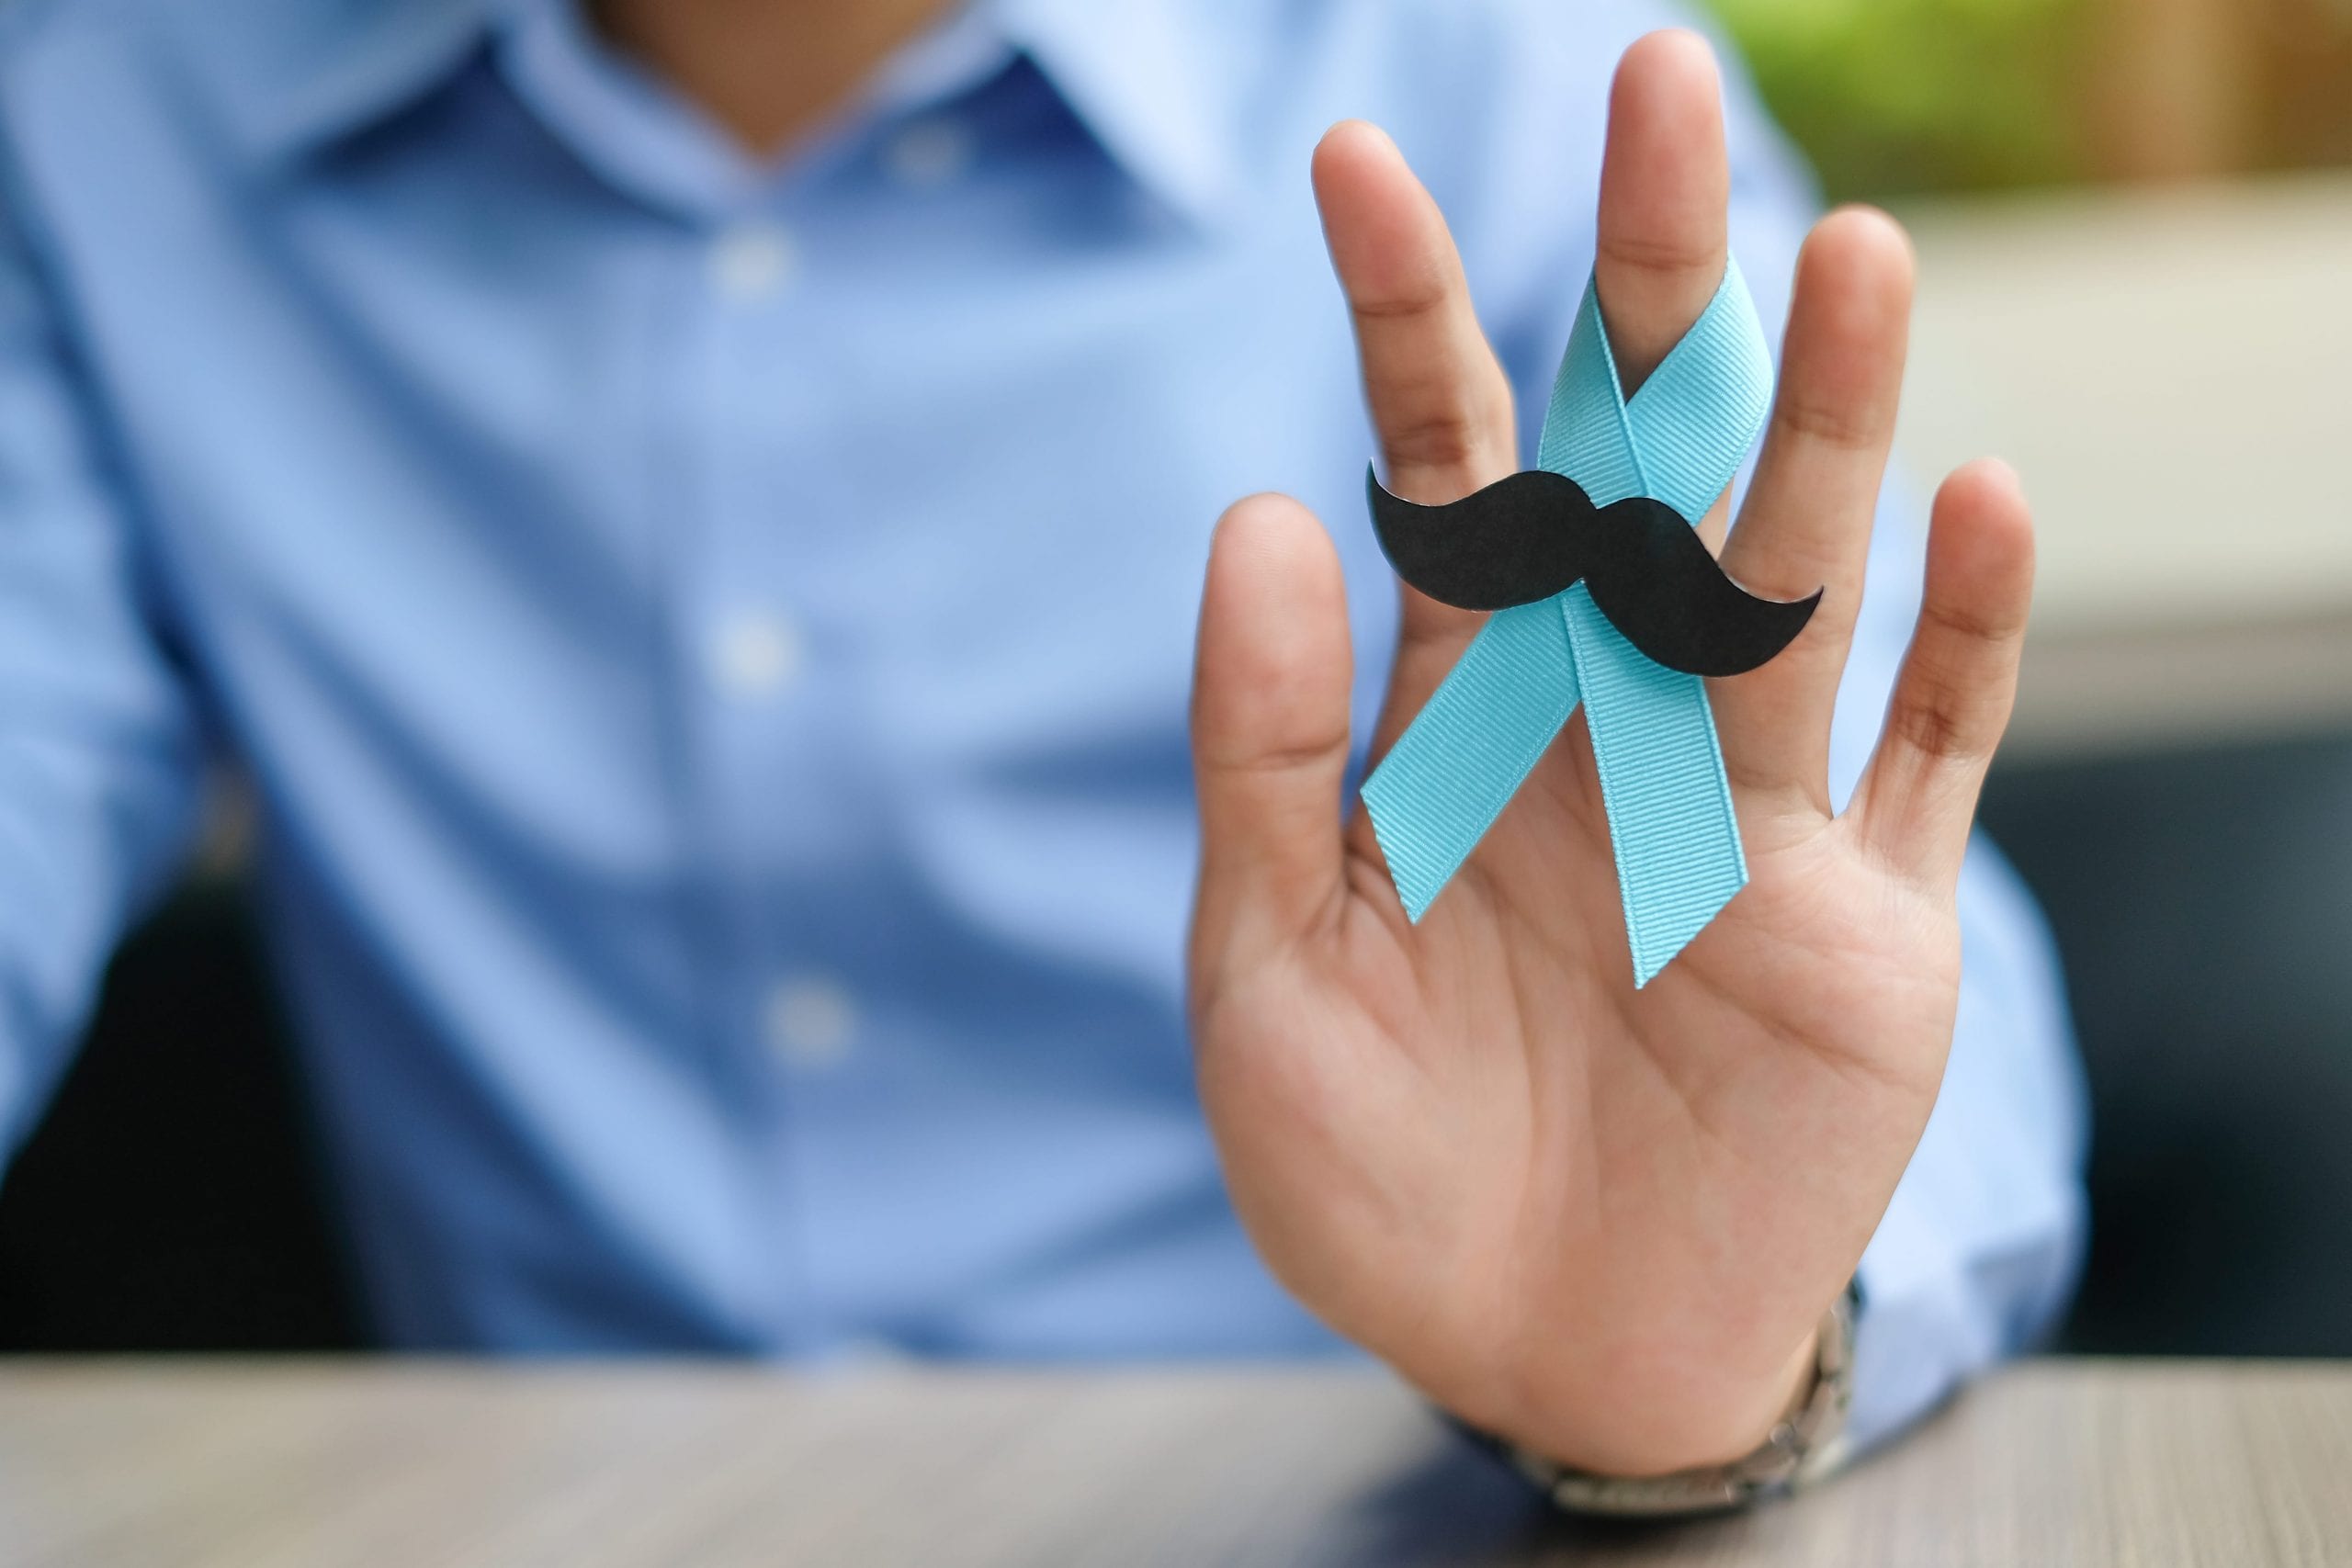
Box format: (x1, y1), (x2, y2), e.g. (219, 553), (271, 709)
(164, 0), (510, 168)
(989, 0), (1242, 226)
(171, 0), (1245, 227)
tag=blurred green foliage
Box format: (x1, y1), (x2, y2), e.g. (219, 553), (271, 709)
(1705, 0), (2094, 198)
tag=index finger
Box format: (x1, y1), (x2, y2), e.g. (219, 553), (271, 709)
(1313, 119), (1517, 671)
(1314, 120), (1519, 511)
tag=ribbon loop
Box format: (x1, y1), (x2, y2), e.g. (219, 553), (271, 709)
(1361, 260), (1773, 985)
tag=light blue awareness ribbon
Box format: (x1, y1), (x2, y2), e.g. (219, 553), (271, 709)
(1361, 261), (1774, 986)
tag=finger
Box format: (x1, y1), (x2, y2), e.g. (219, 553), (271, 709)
(1312, 126), (1512, 817)
(1191, 493), (1355, 964)
(1853, 459), (2036, 888)
(1314, 121), (1518, 511)
(1313, 119), (1514, 677)
(1714, 209), (1917, 813)
(1595, 30), (1733, 398)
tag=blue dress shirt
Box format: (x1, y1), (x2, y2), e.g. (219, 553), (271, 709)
(0, 0), (2086, 1450)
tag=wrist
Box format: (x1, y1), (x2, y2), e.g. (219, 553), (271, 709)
(1471, 1287), (1860, 1513)
(1467, 1279), (1853, 1485)
(1498, 1329), (1820, 1478)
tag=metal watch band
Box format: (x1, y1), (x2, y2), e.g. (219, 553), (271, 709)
(1503, 1284), (1859, 1517)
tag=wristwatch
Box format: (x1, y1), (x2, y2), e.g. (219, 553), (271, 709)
(1496, 1284), (1859, 1517)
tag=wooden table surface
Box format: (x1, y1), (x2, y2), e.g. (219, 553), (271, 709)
(1, 1359), (2346, 1567)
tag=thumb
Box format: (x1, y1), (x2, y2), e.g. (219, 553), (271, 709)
(1190, 492), (1355, 967)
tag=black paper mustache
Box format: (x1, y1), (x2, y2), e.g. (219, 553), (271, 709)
(1366, 467), (1822, 678)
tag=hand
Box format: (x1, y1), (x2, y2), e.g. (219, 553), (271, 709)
(1185, 31), (2035, 1477)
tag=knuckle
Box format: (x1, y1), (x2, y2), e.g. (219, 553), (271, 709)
(1887, 646), (1999, 765)
(1198, 722), (1351, 782)
(1597, 229), (1722, 281)
(1772, 389), (1883, 454)
(1372, 375), (1513, 484)
(1886, 691), (1976, 765)
(1922, 587), (2029, 647)
(1380, 409), (1494, 476)
(1347, 258), (1454, 325)
(1350, 286), (1446, 324)
(1238, 731), (1351, 778)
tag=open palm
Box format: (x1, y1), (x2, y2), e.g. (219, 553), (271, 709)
(1186, 33), (2035, 1476)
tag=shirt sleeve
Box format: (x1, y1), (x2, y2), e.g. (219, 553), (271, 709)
(1451, 3), (2090, 1461)
(0, 150), (207, 1164)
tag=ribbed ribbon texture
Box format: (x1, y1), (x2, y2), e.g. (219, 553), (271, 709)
(1361, 261), (1774, 986)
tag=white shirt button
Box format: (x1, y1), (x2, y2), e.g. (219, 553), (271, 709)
(708, 221), (795, 301)
(882, 118), (973, 189)
(707, 613), (801, 699)
(763, 976), (857, 1069)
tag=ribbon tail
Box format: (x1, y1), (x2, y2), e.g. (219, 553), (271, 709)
(1560, 586), (1747, 986)
(1361, 602), (1583, 921)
